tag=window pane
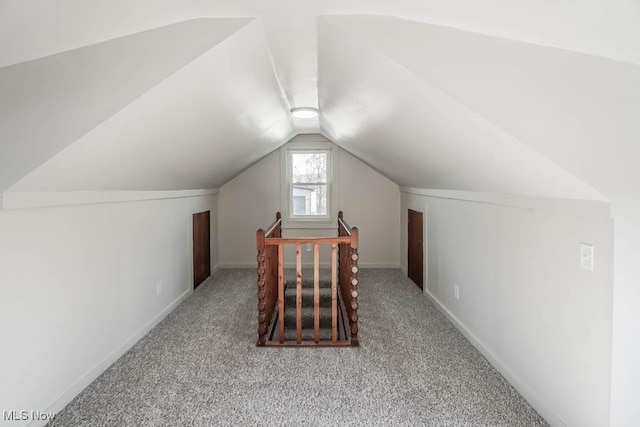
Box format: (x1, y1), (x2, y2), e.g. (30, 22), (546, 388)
(292, 152), (327, 184)
(292, 195), (306, 215)
(291, 184), (327, 216)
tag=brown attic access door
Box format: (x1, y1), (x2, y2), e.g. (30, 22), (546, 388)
(408, 209), (424, 290)
(193, 211), (210, 289)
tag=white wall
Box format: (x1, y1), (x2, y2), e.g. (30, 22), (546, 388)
(0, 191), (218, 427)
(400, 189), (613, 427)
(610, 199), (640, 426)
(218, 136), (400, 268)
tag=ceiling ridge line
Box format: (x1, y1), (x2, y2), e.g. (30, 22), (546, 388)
(252, 18), (296, 130)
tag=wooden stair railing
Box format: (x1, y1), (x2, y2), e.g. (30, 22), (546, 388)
(256, 211), (359, 347)
(338, 211), (359, 346)
(256, 212), (281, 346)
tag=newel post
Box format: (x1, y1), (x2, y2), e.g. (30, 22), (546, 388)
(256, 228), (267, 346)
(349, 226), (359, 345)
(275, 211), (282, 237)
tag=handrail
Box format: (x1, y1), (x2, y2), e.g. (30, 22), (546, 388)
(264, 237), (351, 245)
(338, 210), (351, 236)
(338, 217), (351, 236)
(264, 212), (282, 238)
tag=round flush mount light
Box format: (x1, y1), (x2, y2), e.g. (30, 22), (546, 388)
(290, 107), (318, 119)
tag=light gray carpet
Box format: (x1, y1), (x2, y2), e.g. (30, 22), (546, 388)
(49, 269), (547, 426)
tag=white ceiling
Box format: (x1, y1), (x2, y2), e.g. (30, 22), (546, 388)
(318, 18), (608, 200)
(323, 15), (640, 200)
(1, 0), (638, 199)
(9, 19), (293, 191)
(1, 17), (271, 191)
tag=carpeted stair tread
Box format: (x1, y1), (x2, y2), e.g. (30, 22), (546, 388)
(284, 279), (333, 289)
(282, 328), (337, 342)
(271, 269), (347, 344)
(283, 306), (334, 329)
(284, 287), (333, 307)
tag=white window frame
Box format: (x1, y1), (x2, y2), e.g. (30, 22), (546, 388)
(281, 141), (338, 229)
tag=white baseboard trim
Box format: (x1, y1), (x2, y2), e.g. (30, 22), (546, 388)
(423, 289), (566, 427)
(284, 262), (332, 269)
(34, 288), (193, 427)
(218, 263), (334, 269)
(211, 264), (220, 275)
(359, 263), (399, 269)
(218, 263), (260, 269)
(398, 265), (407, 275)
(217, 263), (399, 269)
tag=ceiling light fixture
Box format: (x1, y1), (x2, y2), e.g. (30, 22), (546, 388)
(290, 107), (318, 119)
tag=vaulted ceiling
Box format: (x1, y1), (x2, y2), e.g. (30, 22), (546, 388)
(1, 0), (639, 200)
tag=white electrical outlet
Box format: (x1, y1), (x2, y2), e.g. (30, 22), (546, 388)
(305, 243), (312, 252)
(156, 281), (163, 296)
(454, 284), (460, 300)
(580, 243), (594, 271)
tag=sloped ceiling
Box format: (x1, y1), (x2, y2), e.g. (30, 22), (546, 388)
(0, 18), (273, 192)
(318, 17), (608, 200)
(8, 20), (294, 191)
(320, 15), (640, 200)
(1, 0), (638, 200)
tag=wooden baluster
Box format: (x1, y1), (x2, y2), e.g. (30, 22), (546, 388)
(296, 244), (303, 344)
(350, 227), (359, 345)
(256, 229), (267, 346)
(278, 243), (285, 344)
(331, 243), (338, 342)
(342, 242), (348, 322)
(314, 243), (320, 343)
(268, 245), (278, 333)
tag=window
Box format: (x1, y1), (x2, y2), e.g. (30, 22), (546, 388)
(289, 150), (329, 218)
(282, 144), (335, 225)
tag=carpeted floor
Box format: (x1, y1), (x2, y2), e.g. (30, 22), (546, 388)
(50, 269), (548, 426)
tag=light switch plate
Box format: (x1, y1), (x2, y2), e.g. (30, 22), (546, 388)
(580, 243), (594, 271)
